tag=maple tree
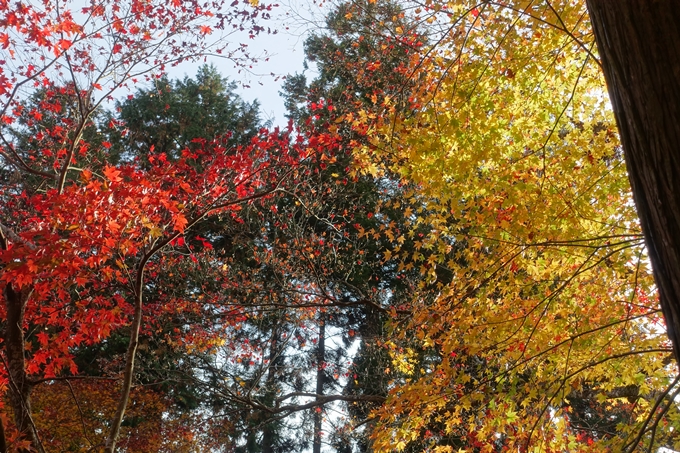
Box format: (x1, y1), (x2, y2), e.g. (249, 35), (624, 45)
(0, 0), (303, 451)
(2, 112), (308, 451)
(14, 61), (406, 452)
(339, 0), (679, 452)
(3, 67), (268, 451)
(7, 59), (402, 452)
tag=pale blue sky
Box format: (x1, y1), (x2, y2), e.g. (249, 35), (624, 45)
(170, 0), (329, 126)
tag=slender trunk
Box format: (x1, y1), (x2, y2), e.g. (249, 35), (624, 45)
(313, 317), (325, 453)
(105, 268), (145, 453)
(3, 284), (42, 453)
(262, 326), (280, 453)
(586, 1), (680, 363)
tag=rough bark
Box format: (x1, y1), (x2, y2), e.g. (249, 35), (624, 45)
(586, 1), (680, 363)
(313, 317), (325, 453)
(262, 326), (281, 453)
(3, 284), (42, 453)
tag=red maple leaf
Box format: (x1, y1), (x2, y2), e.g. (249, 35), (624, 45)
(103, 165), (122, 183)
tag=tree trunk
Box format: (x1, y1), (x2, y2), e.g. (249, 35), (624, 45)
(0, 413), (7, 453)
(105, 268), (146, 453)
(262, 325), (281, 453)
(586, 1), (680, 363)
(3, 284), (42, 452)
(313, 317), (325, 453)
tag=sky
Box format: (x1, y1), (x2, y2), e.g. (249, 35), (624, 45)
(168, 0), (330, 126)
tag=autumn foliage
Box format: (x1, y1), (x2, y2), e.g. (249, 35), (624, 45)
(0, 0), (679, 452)
(0, 0), (318, 451)
(344, 1), (677, 452)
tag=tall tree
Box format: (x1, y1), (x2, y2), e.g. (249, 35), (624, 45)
(280, 2), (437, 450)
(0, 66), (270, 451)
(585, 1), (680, 364)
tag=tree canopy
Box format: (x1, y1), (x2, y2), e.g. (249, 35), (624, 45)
(0, 1), (679, 452)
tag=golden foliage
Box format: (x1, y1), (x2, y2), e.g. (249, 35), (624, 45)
(348, 1), (678, 451)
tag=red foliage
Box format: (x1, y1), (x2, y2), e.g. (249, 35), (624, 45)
(0, 0), (327, 450)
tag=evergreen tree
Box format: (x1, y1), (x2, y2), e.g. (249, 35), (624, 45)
(280, 2), (430, 450)
(116, 64), (262, 161)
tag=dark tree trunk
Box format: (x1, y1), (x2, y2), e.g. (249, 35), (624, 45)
(313, 317), (325, 453)
(586, 1), (680, 363)
(0, 414), (7, 453)
(3, 284), (42, 452)
(262, 325), (281, 453)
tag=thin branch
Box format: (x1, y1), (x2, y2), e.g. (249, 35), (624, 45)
(29, 375), (119, 386)
(0, 222), (35, 250)
(623, 373), (680, 453)
(64, 380), (95, 448)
